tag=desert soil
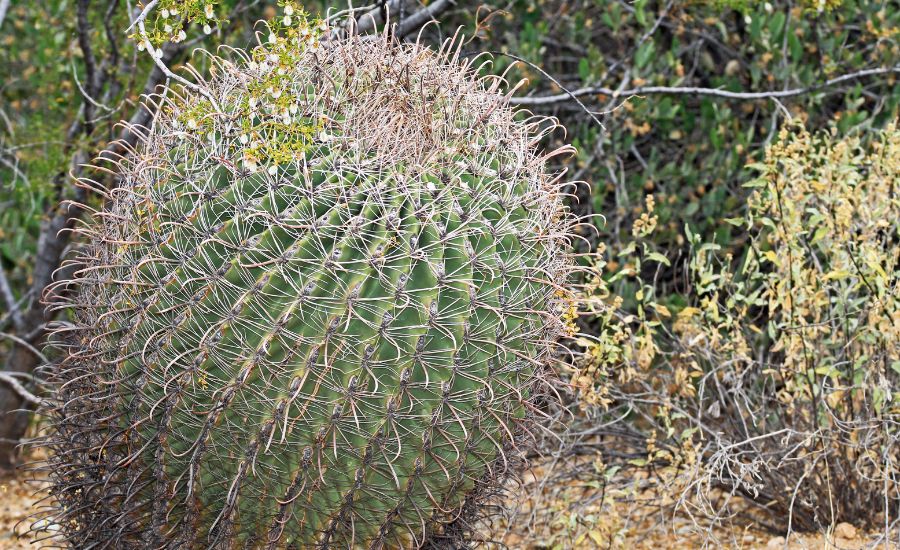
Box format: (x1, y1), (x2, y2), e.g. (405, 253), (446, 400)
(1, 471), (893, 549)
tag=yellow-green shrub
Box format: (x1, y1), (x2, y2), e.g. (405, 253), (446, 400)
(576, 123), (899, 533)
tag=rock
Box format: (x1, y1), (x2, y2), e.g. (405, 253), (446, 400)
(834, 522), (857, 539)
(766, 536), (786, 548)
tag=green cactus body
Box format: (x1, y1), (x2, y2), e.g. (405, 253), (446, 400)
(45, 24), (573, 550)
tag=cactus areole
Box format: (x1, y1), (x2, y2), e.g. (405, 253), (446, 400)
(43, 25), (575, 549)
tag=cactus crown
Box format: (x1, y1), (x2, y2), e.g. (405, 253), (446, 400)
(41, 17), (575, 549)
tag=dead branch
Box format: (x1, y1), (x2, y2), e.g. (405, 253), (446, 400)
(511, 65), (900, 105)
(0, 267), (22, 331)
(0, 372), (43, 407)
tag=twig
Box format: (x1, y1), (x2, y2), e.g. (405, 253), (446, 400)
(393, 0), (454, 38)
(76, 0), (102, 132)
(0, 153), (30, 188)
(337, 0), (454, 40)
(353, 0), (402, 35)
(0, 332), (47, 364)
(511, 65), (900, 105)
(481, 51), (604, 129)
(136, 18), (221, 110)
(0, 267), (22, 331)
(124, 0), (158, 33)
(70, 55), (114, 114)
(0, 0), (9, 31)
(0, 372), (44, 407)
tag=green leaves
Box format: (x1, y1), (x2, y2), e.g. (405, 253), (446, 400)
(634, 41), (655, 71)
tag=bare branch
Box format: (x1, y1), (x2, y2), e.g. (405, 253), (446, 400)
(0, 0), (9, 31)
(124, 0), (159, 34)
(76, 0), (101, 132)
(394, 0), (454, 39)
(136, 18), (221, 110)
(0, 267), (23, 331)
(353, 0), (402, 35)
(483, 51), (605, 129)
(344, 0), (453, 39)
(0, 372), (44, 407)
(0, 332), (48, 364)
(511, 65), (900, 106)
(0, 152), (30, 187)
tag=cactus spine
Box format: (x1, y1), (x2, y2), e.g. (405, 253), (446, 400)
(42, 16), (575, 549)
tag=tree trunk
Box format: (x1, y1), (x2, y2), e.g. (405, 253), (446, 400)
(0, 341), (42, 470)
(0, 206), (72, 471)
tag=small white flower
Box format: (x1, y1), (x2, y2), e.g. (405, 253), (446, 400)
(268, 32), (278, 44)
(764, 2), (773, 12)
(289, 103), (298, 115)
(187, 118), (198, 130)
(239, 133), (249, 145)
(153, 48), (164, 59)
(169, 7), (178, 16)
(164, 23), (173, 33)
(283, 15), (292, 26)
(205, 3), (215, 19)
(137, 41), (146, 52)
(161, 8), (170, 18)
(267, 164), (278, 176)
(244, 158), (257, 172)
(284, 5), (295, 16)
(175, 30), (186, 42)
(203, 24), (213, 34)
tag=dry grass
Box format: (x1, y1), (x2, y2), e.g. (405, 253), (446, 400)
(1, 466), (890, 549)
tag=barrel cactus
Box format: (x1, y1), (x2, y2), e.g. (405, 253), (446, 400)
(41, 13), (575, 549)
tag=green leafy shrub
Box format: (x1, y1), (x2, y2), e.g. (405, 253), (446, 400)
(40, 15), (576, 548)
(674, 123), (899, 530)
(580, 123), (899, 533)
(464, 0), (900, 258)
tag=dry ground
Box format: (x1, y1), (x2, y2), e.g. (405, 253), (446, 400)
(1, 470), (895, 549)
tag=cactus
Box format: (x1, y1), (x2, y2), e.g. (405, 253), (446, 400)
(41, 16), (575, 549)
